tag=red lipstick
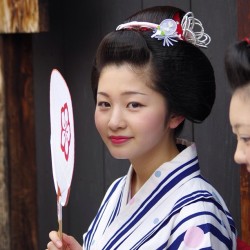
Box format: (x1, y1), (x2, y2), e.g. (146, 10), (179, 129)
(109, 136), (131, 144)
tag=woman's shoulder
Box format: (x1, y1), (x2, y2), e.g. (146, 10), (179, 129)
(176, 175), (235, 225)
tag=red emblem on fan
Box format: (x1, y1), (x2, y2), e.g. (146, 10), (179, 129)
(61, 103), (71, 161)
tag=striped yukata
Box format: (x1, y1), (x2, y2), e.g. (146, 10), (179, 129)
(83, 141), (236, 249)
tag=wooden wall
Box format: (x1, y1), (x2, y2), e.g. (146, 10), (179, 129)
(0, 37), (10, 250)
(31, 0), (242, 248)
(0, 0), (48, 249)
(3, 35), (38, 250)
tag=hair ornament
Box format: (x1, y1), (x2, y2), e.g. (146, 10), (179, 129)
(116, 21), (158, 30)
(116, 12), (211, 48)
(181, 12), (211, 48)
(151, 19), (180, 46)
(243, 37), (250, 44)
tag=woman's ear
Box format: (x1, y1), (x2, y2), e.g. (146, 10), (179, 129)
(169, 115), (185, 129)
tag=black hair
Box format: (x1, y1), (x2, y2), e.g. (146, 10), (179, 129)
(225, 39), (250, 90)
(91, 6), (215, 134)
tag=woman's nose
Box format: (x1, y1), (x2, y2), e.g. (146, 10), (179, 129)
(108, 108), (126, 130)
(234, 142), (246, 165)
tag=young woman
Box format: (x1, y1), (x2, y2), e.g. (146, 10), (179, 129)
(47, 6), (236, 249)
(225, 38), (250, 249)
(225, 38), (250, 173)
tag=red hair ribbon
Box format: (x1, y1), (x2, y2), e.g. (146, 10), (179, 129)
(173, 12), (184, 40)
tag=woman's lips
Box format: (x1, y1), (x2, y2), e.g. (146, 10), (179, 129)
(109, 136), (132, 144)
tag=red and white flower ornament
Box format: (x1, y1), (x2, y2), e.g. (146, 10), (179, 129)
(116, 12), (211, 48)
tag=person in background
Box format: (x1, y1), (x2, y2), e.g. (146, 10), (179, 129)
(47, 6), (236, 249)
(225, 38), (250, 250)
(225, 38), (250, 174)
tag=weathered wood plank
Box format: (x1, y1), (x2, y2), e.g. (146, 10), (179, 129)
(237, 0), (250, 244)
(0, 37), (10, 250)
(3, 35), (38, 249)
(0, 0), (49, 33)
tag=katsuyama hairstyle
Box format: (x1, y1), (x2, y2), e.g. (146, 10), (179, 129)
(91, 6), (215, 130)
(225, 38), (250, 91)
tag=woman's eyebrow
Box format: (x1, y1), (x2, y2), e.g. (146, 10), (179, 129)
(97, 92), (109, 97)
(97, 91), (147, 96)
(121, 91), (147, 96)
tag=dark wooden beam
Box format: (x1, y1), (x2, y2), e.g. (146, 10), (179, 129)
(237, 0), (250, 244)
(0, 0), (49, 247)
(3, 34), (38, 250)
(0, 37), (11, 250)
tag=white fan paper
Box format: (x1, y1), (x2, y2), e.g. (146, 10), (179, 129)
(50, 69), (75, 207)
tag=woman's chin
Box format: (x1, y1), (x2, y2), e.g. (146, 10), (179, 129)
(111, 154), (128, 160)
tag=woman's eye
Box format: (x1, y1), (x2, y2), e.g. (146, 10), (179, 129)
(241, 137), (250, 143)
(127, 102), (143, 109)
(97, 101), (110, 108)
(237, 134), (250, 143)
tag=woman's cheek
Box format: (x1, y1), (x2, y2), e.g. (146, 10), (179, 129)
(94, 111), (102, 131)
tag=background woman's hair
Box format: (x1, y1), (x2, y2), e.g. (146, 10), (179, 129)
(225, 39), (250, 90)
(91, 6), (215, 127)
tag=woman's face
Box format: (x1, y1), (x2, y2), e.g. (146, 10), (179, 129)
(94, 64), (174, 163)
(229, 88), (250, 172)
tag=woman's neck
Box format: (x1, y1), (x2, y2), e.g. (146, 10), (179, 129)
(130, 140), (179, 197)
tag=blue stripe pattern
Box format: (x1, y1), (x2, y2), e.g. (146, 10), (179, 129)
(101, 158), (199, 249)
(84, 177), (125, 248)
(83, 153), (236, 249)
(132, 196), (234, 249)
